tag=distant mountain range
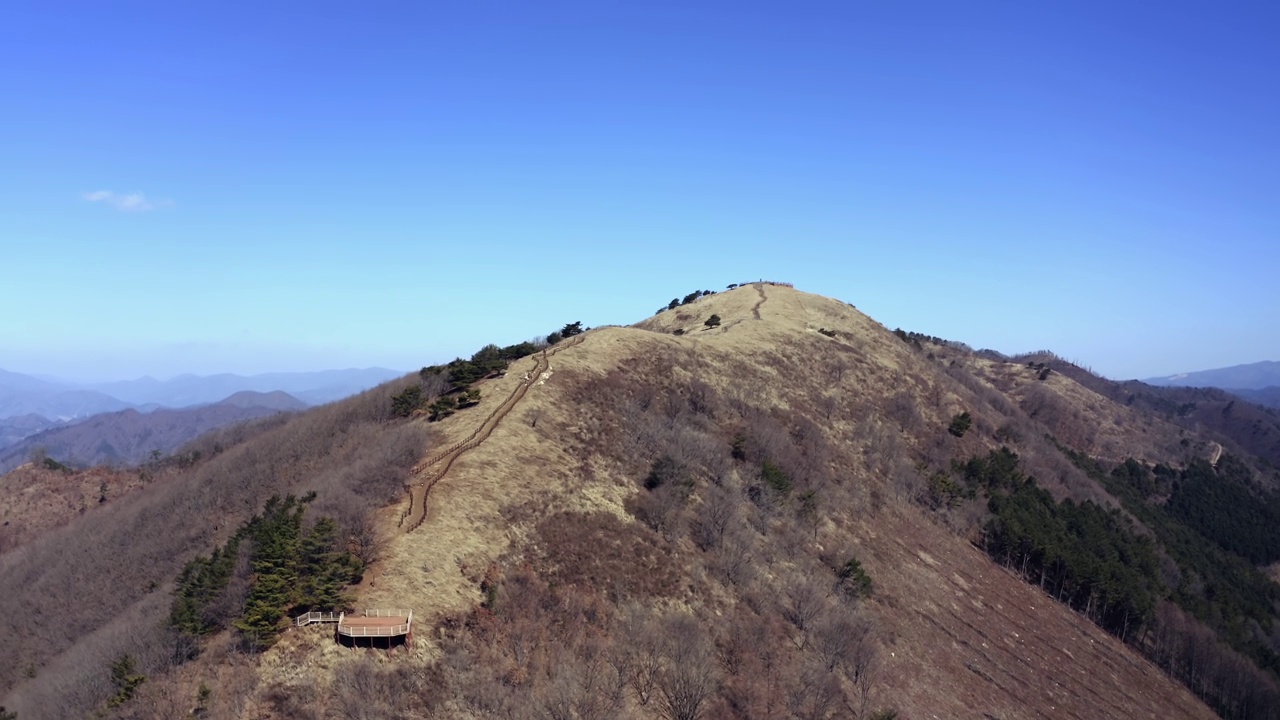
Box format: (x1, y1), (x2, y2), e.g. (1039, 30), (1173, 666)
(0, 366), (406, 460)
(1146, 360), (1280, 391)
(1146, 360), (1280, 409)
(0, 390), (308, 473)
(78, 368), (405, 407)
(0, 366), (404, 421)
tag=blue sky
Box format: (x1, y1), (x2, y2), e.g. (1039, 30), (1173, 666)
(1, 1), (1276, 382)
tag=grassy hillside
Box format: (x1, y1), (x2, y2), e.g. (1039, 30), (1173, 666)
(5, 283), (1277, 719)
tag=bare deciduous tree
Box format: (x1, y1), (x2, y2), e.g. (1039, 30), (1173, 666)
(655, 614), (718, 720)
(780, 578), (827, 648)
(692, 484), (737, 551)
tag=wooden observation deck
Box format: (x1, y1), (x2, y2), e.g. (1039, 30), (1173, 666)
(295, 608), (413, 649)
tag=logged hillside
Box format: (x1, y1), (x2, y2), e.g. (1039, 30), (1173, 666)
(6, 284), (1276, 719)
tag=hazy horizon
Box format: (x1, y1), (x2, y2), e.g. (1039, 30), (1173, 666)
(3, 2), (1276, 382)
(0, 360), (410, 387)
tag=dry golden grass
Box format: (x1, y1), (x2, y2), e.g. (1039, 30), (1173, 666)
(363, 332), (637, 626)
(963, 353), (1190, 464)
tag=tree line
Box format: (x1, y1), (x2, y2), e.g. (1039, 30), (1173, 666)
(1061, 445), (1280, 718)
(963, 448), (1163, 640)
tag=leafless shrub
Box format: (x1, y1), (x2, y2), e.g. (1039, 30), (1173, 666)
(785, 656), (843, 720)
(691, 483), (738, 551)
(887, 457), (923, 504)
(842, 619), (881, 719)
(616, 609), (664, 706)
(780, 577), (828, 647)
(631, 481), (691, 540)
(328, 656), (445, 720)
(263, 681), (323, 720)
(884, 391), (923, 435)
(716, 607), (765, 677)
(3, 590), (175, 720)
(534, 511), (680, 602)
(710, 525), (756, 587)
(654, 614), (718, 720)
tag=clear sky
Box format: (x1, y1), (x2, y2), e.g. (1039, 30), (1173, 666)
(1, 1), (1276, 382)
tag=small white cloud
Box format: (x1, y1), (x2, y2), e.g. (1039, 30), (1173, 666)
(82, 190), (171, 212)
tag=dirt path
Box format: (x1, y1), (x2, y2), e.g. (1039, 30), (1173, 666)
(751, 283), (767, 320)
(1209, 441), (1223, 466)
(400, 335), (584, 533)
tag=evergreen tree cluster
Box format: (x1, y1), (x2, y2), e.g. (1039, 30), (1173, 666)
(759, 459), (792, 497)
(1164, 456), (1280, 565)
(1026, 361), (1053, 381)
(1063, 446), (1280, 677)
(892, 327), (972, 353)
(836, 557), (873, 600)
(106, 654), (146, 709)
(424, 342), (538, 390)
(545, 321), (584, 345)
(967, 449), (1162, 639)
(170, 537), (242, 637)
(656, 289), (716, 314)
(412, 340), (541, 420)
(171, 495), (363, 653)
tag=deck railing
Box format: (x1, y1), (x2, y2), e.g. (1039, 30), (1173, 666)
(337, 621), (412, 637)
(363, 608), (413, 618)
(294, 611), (342, 627)
(295, 609), (414, 637)
(334, 609), (414, 638)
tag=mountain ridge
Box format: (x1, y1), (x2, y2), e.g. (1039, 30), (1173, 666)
(2, 283), (1270, 719)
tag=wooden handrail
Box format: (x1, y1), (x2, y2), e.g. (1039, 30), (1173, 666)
(337, 623), (411, 637)
(294, 611), (342, 626)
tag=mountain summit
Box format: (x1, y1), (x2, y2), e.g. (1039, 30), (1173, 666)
(4, 283), (1274, 719)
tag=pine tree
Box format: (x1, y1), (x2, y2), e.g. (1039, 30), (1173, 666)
(234, 496), (303, 651)
(298, 517), (362, 611)
(107, 654), (145, 709)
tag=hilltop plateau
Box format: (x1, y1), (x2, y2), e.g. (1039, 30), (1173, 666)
(3, 283), (1277, 720)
